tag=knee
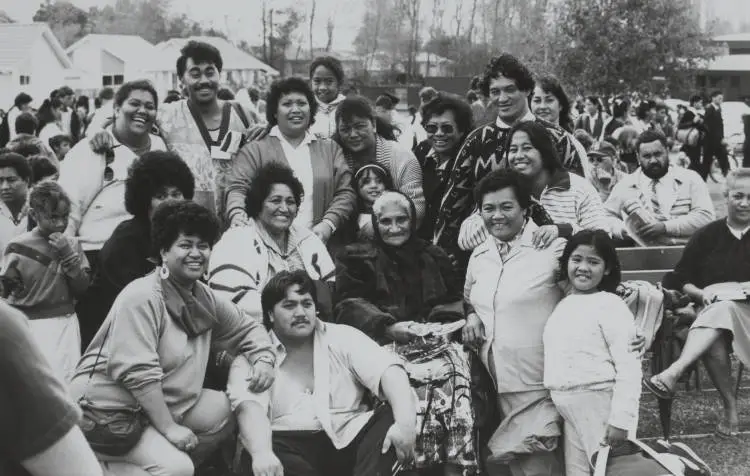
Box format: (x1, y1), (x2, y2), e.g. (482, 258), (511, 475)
(150, 451), (194, 476)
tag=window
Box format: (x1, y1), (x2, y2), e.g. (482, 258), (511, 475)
(696, 76), (706, 88)
(709, 76), (721, 87)
(730, 75), (741, 88)
(114, 75), (124, 85)
(19, 75), (30, 85)
(102, 75), (113, 86)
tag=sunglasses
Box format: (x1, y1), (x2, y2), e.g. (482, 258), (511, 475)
(424, 123), (455, 135)
(103, 144), (123, 181)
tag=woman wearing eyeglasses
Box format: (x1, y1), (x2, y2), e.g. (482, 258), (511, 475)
(333, 96), (426, 227)
(58, 80), (167, 275)
(413, 95), (474, 260)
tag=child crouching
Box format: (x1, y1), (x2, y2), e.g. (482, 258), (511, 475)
(543, 230), (642, 476)
(0, 181), (90, 382)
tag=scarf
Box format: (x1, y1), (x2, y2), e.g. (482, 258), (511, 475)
(160, 274), (218, 338)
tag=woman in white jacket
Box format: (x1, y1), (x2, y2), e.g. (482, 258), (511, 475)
(208, 162), (335, 321)
(58, 80), (166, 272)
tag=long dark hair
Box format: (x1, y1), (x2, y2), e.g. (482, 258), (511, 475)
(36, 98), (62, 134)
(558, 230), (621, 293)
(533, 75), (573, 132)
(506, 121), (563, 174)
(333, 96), (398, 143)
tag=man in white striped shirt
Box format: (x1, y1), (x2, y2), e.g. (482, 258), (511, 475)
(604, 130), (715, 245)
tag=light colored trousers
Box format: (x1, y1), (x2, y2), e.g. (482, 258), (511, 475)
(29, 313), (81, 383)
(100, 389), (235, 476)
(550, 389), (636, 476)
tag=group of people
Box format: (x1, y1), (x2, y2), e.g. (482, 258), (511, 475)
(0, 37), (743, 476)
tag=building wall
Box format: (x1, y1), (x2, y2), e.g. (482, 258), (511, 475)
(0, 72), (16, 109)
(68, 42), (102, 88)
(697, 71), (750, 100)
(29, 35), (70, 106)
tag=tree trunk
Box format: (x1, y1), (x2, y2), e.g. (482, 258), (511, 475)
(325, 13), (335, 51)
(309, 0), (316, 58)
(261, 0), (268, 63)
(467, 0), (478, 45)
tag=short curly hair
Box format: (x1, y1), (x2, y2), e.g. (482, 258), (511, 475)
(421, 93), (475, 137)
(125, 151), (195, 221)
(115, 80), (158, 107)
(29, 180), (70, 214)
(244, 163), (304, 218)
(309, 56), (345, 84)
(265, 77), (318, 127)
(176, 40), (223, 77)
(474, 168), (533, 210)
(150, 201), (221, 264)
(481, 53), (535, 96)
(0, 152), (32, 183)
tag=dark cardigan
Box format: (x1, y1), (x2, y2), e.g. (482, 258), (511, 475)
(333, 240), (463, 343)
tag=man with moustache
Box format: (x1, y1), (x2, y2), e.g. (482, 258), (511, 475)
(90, 41), (258, 218)
(605, 130), (715, 245)
(227, 270), (416, 476)
(434, 53), (588, 260)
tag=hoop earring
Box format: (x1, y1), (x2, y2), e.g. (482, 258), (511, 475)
(159, 264), (170, 280)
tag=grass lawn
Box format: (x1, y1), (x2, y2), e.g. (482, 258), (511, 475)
(638, 358), (750, 475)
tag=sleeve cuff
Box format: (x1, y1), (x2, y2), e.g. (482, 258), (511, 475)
(127, 380), (162, 399)
(322, 218), (337, 234)
(663, 220), (678, 235)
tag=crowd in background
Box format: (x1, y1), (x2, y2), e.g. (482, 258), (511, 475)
(1, 37), (748, 476)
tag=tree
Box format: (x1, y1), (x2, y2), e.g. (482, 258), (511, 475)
(552, 0), (715, 94)
(33, 1), (90, 46)
(309, 0), (316, 58)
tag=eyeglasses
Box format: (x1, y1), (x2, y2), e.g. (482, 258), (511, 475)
(103, 144), (122, 181)
(424, 123), (455, 135)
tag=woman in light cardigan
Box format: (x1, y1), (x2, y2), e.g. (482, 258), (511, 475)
(226, 77), (355, 245)
(58, 80), (166, 271)
(333, 96), (426, 226)
(70, 201), (275, 476)
(209, 163), (335, 322)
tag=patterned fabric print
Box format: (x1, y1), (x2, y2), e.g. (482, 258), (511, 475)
(434, 118), (585, 250)
(387, 339), (477, 472)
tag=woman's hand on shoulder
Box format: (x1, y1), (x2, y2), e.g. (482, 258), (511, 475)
(88, 130), (114, 155)
(229, 210), (251, 228)
(531, 225), (559, 249)
(245, 124), (270, 142)
(385, 322), (420, 344)
(462, 313), (485, 351)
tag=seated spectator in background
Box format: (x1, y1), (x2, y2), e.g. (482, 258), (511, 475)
(531, 75), (575, 133)
(217, 87), (235, 101)
(15, 112), (38, 137)
(210, 163), (335, 321)
(48, 134), (71, 162)
(0, 300), (103, 476)
(575, 95), (606, 140)
(412, 94), (475, 264)
(605, 130), (714, 245)
(228, 270), (417, 476)
(419, 86), (439, 110)
(654, 102), (675, 144)
(588, 140), (627, 202)
(1, 181), (89, 382)
(573, 129), (595, 152)
(647, 169), (750, 437)
(6, 134), (59, 169)
(163, 89), (182, 104)
(0, 152), (31, 250)
(75, 150), (194, 349)
(27, 155), (58, 185)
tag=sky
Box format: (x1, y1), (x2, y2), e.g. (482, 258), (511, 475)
(0, 0), (366, 50)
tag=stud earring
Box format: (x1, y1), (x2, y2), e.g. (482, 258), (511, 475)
(159, 264), (170, 280)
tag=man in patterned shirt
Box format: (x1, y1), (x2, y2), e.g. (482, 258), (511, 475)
(433, 54), (589, 261)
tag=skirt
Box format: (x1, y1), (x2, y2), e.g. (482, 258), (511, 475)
(28, 312), (81, 383)
(692, 300), (750, 366)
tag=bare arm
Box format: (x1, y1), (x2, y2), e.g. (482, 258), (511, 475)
(379, 365), (416, 431)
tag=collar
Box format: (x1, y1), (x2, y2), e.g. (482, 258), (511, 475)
(269, 125), (317, 147)
(477, 220), (539, 254)
(251, 218), (309, 256)
(636, 167), (681, 189)
(269, 319), (326, 359)
(317, 94), (346, 113)
(726, 219), (750, 239)
(545, 168), (571, 191)
(0, 200), (28, 224)
(495, 110), (536, 129)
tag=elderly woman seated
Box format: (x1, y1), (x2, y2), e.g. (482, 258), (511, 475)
(208, 162), (335, 321)
(645, 169), (750, 437)
(69, 201), (275, 476)
(334, 191), (475, 476)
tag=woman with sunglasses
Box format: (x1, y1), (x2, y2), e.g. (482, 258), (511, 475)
(58, 80), (166, 275)
(333, 96), (426, 227)
(413, 94), (474, 263)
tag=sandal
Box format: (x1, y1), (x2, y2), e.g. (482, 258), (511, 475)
(715, 422), (739, 438)
(642, 375), (676, 400)
(669, 442), (712, 474)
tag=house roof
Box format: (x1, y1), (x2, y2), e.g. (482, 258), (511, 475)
(66, 34), (157, 67)
(706, 54), (750, 72)
(714, 33), (750, 43)
(0, 23), (73, 73)
(151, 36), (279, 75)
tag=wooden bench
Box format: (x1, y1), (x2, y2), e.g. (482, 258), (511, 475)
(617, 246), (685, 440)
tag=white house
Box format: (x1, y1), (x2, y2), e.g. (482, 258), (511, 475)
(147, 36), (279, 97)
(66, 34), (159, 97)
(0, 23), (81, 109)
